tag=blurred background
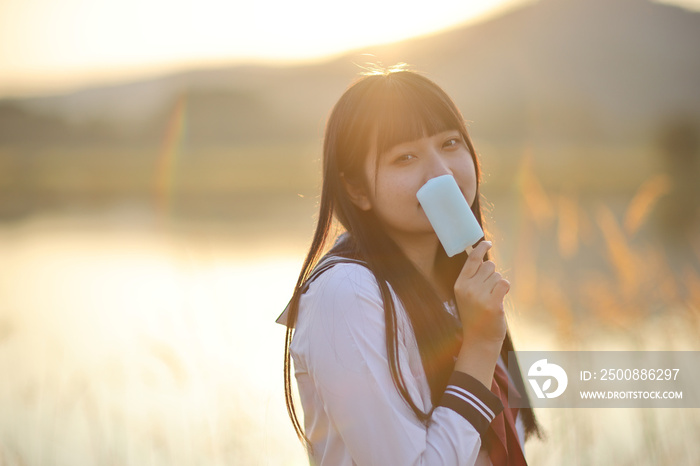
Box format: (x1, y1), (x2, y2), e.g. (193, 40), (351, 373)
(1, 0), (699, 464)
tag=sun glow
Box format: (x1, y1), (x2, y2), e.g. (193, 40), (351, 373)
(0, 0), (529, 96)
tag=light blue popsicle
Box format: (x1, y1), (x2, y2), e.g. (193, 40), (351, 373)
(416, 174), (484, 257)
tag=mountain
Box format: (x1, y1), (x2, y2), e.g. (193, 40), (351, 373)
(4, 0), (698, 142)
(0, 0), (699, 219)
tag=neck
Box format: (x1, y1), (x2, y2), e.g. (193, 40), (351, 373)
(391, 232), (452, 302)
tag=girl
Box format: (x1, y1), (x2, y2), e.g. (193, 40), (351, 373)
(279, 67), (540, 465)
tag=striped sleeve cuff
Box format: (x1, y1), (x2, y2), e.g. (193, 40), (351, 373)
(439, 371), (504, 437)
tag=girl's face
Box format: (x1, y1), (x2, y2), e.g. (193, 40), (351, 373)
(348, 129), (478, 247)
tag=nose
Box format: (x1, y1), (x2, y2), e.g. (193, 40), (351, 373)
(424, 150), (453, 183)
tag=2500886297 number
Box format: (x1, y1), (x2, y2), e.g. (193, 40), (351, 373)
(600, 369), (680, 381)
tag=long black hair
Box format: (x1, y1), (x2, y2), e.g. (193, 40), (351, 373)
(284, 67), (541, 449)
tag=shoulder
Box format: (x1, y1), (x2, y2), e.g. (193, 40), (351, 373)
(296, 260), (389, 326)
(309, 261), (379, 299)
(294, 262), (389, 372)
(300, 261), (385, 327)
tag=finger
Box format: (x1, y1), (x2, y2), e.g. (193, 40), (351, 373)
(467, 240), (491, 262)
(491, 278), (511, 300)
(473, 260), (496, 283)
(461, 241), (492, 278)
(483, 270), (503, 291)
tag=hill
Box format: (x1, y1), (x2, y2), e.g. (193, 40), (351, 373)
(0, 0), (698, 221)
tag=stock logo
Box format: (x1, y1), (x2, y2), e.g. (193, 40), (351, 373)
(528, 359), (568, 399)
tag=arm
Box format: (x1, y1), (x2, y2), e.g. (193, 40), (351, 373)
(453, 240), (510, 388)
(296, 263), (503, 466)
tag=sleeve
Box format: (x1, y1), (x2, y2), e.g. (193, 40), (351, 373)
(300, 264), (503, 466)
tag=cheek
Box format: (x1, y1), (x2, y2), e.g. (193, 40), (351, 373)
(374, 171), (418, 203)
(458, 158), (478, 206)
(369, 176), (425, 225)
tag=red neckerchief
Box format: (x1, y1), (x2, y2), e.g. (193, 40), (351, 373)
(487, 363), (528, 465)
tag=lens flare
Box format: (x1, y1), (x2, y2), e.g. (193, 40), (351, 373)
(155, 94), (188, 218)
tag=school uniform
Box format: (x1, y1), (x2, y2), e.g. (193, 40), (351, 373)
(278, 257), (526, 465)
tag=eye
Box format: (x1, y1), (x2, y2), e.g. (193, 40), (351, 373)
(394, 153), (416, 164)
(443, 137), (461, 149)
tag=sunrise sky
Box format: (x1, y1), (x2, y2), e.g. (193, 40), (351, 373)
(0, 0), (698, 97)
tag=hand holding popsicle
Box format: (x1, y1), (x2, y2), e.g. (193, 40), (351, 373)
(454, 240), (509, 344)
(416, 174), (508, 343)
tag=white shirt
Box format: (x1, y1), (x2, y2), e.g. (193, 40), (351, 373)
(284, 260), (525, 465)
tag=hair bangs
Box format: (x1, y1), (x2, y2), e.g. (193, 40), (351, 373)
(371, 78), (465, 158)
